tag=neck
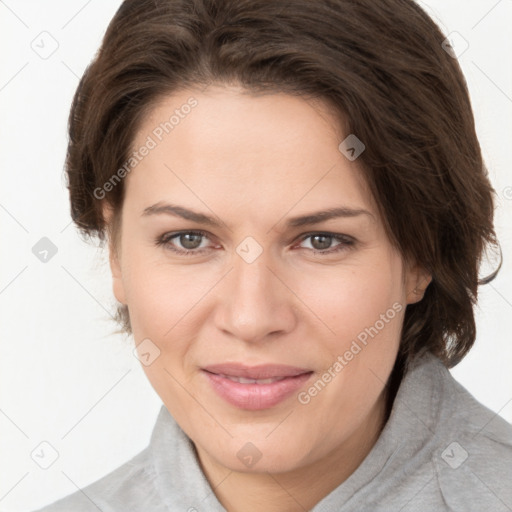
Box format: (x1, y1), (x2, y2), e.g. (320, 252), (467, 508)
(194, 388), (390, 512)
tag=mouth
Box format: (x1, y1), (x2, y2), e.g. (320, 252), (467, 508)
(213, 374), (289, 384)
(201, 363), (314, 410)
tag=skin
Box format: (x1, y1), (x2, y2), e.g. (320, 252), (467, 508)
(105, 85), (431, 512)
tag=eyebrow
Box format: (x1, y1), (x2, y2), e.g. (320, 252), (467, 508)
(141, 202), (373, 229)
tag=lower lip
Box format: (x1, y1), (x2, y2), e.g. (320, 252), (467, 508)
(203, 370), (313, 410)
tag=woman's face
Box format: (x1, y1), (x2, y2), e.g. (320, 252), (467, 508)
(108, 85), (425, 475)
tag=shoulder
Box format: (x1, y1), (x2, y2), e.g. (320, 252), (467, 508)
(31, 445), (161, 512)
(423, 356), (512, 510)
(31, 405), (214, 512)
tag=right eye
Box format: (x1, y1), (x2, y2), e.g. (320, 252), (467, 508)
(155, 230), (214, 255)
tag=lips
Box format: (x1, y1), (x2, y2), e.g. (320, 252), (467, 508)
(202, 363), (313, 410)
(203, 363), (311, 380)
(216, 375), (286, 384)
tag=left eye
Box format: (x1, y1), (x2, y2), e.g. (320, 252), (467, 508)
(301, 233), (354, 253)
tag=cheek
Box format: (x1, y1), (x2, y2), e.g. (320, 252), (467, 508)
(122, 257), (210, 404)
(124, 263), (210, 339)
(295, 266), (404, 429)
(297, 258), (404, 349)
(118, 230), (217, 330)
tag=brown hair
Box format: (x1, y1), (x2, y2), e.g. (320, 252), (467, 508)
(66, 0), (499, 370)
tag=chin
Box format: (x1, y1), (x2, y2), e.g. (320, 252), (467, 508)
(203, 433), (312, 474)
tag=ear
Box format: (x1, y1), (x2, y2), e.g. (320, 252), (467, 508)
(103, 204), (127, 305)
(405, 263), (432, 305)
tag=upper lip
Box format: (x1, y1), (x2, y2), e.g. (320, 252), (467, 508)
(202, 363), (312, 379)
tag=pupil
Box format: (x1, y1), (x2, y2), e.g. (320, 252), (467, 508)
(181, 233), (202, 249)
(312, 234), (332, 250)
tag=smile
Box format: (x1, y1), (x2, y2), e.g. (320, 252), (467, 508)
(201, 363), (313, 410)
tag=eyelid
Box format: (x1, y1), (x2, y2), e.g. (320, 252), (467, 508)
(293, 231), (355, 244)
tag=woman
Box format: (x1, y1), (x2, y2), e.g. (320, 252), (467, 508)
(34, 0), (512, 510)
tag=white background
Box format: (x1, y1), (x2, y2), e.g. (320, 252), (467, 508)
(0, 1), (511, 510)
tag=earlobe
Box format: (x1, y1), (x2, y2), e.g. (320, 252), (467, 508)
(103, 203), (127, 305)
(109, 244), (127, 305)
(406, 267), (432, 305)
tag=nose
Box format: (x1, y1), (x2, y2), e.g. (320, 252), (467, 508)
(213, 249), (297, 344)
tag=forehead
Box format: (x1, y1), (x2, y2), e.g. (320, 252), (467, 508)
(125, 86), (375, 223)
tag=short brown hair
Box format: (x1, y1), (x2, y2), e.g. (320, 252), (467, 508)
(66, 0), (499, 369)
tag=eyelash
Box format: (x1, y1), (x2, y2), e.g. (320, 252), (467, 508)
(154, 230), (355, 256)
